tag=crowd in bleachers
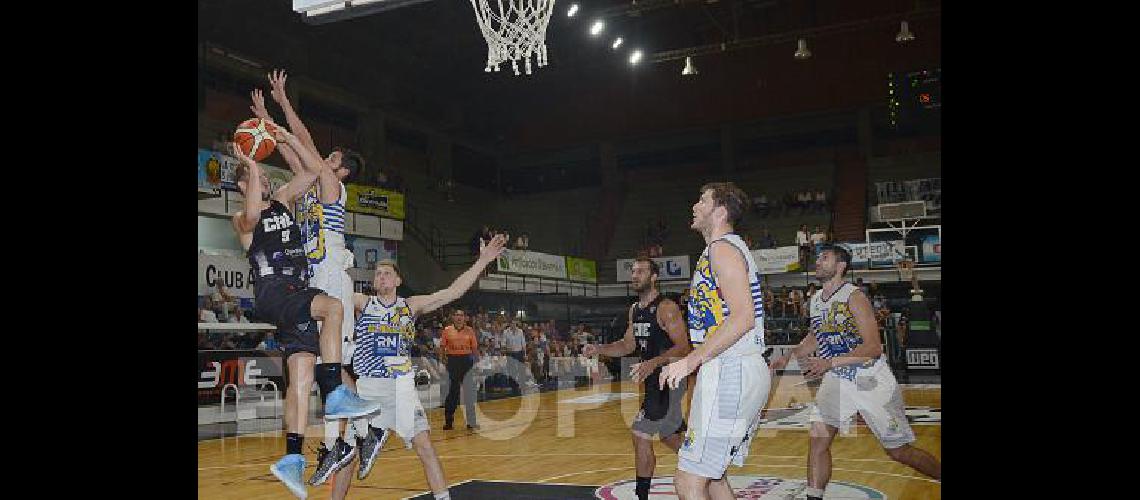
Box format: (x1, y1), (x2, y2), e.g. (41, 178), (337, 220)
(750, 188), (832, 218)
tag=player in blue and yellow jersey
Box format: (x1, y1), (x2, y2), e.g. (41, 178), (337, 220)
(769, 245), (940, 500)
(347, 233), (508, 500)
(659, 182), (771, 500)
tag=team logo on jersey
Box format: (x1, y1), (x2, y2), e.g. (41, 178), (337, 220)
(687, 256), (724, 342)
(633, 322), (650, 351)
(300, 188), (326, 263)
(595, 475), (885, 500)
(822, 301), (857, 333)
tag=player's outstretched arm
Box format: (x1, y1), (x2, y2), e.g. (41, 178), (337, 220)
(271, 127), (324, 204)
(251, 88), (310, 178)
(407, 234), (508, 316)
(584, 305), (636, 358)
(268, 69), (320, 157)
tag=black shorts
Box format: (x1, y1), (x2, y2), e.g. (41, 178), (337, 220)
(253, 276), (326, 359)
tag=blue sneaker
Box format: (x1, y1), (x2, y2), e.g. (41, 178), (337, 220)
(269, 454), (308, 499)
(324, 385), (384, 420)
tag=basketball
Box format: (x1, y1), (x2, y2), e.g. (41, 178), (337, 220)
(233, 118), (278, 161)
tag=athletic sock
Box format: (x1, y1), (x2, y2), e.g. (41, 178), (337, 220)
(286, 433), (303, 455)
(315, 363), (343, 404)
(635, 476), (652, 500)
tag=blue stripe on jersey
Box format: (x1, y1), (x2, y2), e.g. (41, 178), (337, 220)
(320, 203), (346, 234)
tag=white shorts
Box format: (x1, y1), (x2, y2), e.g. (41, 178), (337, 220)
(309, 248), (355, 362)
(808, 358), (916, 449)
(356, 375), (431, 448)
(678, 354), (771, 479)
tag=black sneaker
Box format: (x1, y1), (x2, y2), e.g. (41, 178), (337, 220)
(308, 438), (357, 486)
(356, 428), (388, 480)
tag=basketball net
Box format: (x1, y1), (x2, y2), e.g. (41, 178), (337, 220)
(469, 0), (555, 75)
(896, 259), (915, 282)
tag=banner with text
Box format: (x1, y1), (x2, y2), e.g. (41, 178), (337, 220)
(751, 246), (802, 274)
(565, 257), (598, 283)
(875, 177), (941, 216)
(616, 255), (691, 282)
(197, 350), (285, 405)
(345, 184), (405, 220)
(496, 249), (567, 279)
(838, 241), (907, 265)
(198, 254), (257, 298)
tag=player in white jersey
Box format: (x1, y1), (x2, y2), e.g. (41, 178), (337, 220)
(251, 71), (369, 491)
(659, 182), (771, 500)
(769, 245), (940, 500)
(346, 234), (507, 500)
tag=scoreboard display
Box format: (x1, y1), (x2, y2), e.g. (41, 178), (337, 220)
(888, 68), (941, 133)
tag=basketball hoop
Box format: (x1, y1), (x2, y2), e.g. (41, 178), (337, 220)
(896, 259), (915, 282)
(469, 0), (555, 75)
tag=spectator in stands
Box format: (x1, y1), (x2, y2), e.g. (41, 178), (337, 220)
(415, 328), (445, 382)
(256, 332), (279, 351)
(532, 326), (550, 382)
(787, 287), (804, 318)
(811, 226), (827, 252)
(477, 318), (494, 348)
(875, 303), (892, 328)
(227, 304), (250, 324)
(856, 277), (870, 295)
(210, 282), (236, 322)
(796, 225), (811, 268)
(199, 297), (219, 323)
(502, 320), (529, 393)
(872, 290), (886, 312)
(198, 332), (214, 350)
(576, 325), (592, 349)
(762, 285), (775, 317)
(218, 334), (237, 350)
(797, 190), (812, 213)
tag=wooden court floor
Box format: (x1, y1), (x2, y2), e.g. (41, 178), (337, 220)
(198, 376), (941, 499)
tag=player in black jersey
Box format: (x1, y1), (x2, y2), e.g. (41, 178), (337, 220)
(229, 130), (383, 499)
(583, 257), (692, 500)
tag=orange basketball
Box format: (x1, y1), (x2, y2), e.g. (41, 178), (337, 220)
(233, 118), (279, 161)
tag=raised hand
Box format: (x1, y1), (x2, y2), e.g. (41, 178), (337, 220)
(479, 233), (509, 262)
(249, 89), (270, 121)
(268, 69), (289, 103)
